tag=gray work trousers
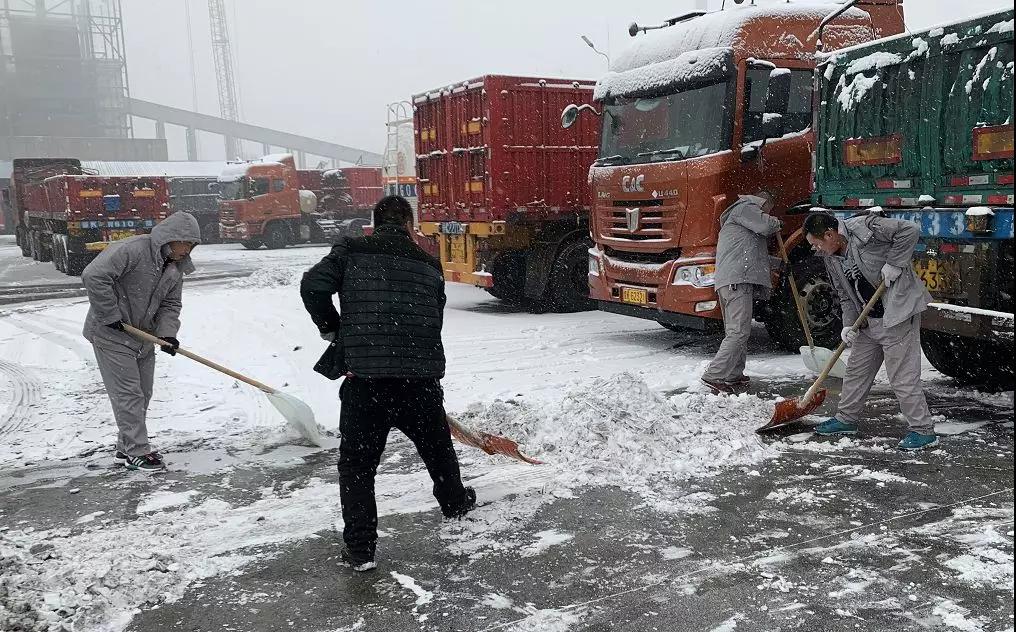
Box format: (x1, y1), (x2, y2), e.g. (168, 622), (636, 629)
(93, 340), (156, 457)
(837, 314), (934, 432)
(703, 284), (755, 383)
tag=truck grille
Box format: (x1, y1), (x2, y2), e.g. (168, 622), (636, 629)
(598, 200), (678, 242)
(219, 207), (236, 224)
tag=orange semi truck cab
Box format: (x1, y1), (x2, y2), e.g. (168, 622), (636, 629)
(582, 1), (904, 347)
(218, 153), (380, 250)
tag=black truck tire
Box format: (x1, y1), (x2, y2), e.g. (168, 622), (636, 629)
(921, 330), (1014, 386)
(65, 253), (89, 276)
(17, 227), (31, 257)
(241, 238), (264, 250)
(546, 239), (595, 313)
(485, 251), (527, 303)
(52, 236), (66, 273)
(200, 219), (220, 244)
(264, 223), (290, 250)
(765, 256), (842, 352)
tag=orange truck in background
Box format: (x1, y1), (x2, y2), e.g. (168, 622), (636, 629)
(217, 153), (382, 249)
(572, 0), (905, 349)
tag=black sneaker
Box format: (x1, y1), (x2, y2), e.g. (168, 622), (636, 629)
(113, 450), (128, 466)
(124, 452), (166, 473)
(443, 487), (477, 519)
(700, 377), (734, 395)
(340, 547), (377, 572)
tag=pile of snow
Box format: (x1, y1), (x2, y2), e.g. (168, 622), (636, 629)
(458, 373), (776, 494)
(230, 265), (302, 289)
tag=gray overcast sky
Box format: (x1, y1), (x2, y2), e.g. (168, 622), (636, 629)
(121, 0), (1011, 162)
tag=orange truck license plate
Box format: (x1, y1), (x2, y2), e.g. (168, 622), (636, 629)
(621, 287), (649, 305)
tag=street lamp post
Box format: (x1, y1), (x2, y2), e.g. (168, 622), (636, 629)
(580, 35), (610, 66)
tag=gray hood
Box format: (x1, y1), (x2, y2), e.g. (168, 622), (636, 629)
(719, 195), (767, 227)
(150, 212), (201, 274)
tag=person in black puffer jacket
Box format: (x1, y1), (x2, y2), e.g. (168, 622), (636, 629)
(300, 195), (475, 572)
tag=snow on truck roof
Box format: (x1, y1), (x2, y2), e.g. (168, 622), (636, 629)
(217, 154), (292, 181)
(596, 1), (873, 100)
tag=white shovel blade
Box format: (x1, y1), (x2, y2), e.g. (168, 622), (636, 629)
(265, 390), (324, 446)
(800, 345), (847, 380)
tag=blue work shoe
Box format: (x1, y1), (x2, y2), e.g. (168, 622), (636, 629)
(898, 431), (939, 451)
(814, 417), (858, 436)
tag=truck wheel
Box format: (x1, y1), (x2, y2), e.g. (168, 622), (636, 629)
(485, 252), (526, 303)
(546, 239), (595, 313)
(65, 253), (89, 276)
(200, 219), (219, 244)
(264, 223), (290, 250)
(17, 227), (31, 257)
(52, 236), (66, 273)
(241, 238), (264, 250)
(765, 257), (842, 352)
(922, 330), (1014, 386)
(36, 231), (53, 263)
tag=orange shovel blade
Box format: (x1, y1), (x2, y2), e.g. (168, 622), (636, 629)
(447, 415), (543, 465)
(757, 388), (828, 433)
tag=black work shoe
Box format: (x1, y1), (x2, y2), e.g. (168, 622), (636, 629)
(124, 452), (166, 473)
(113, 450), (128, 466)
(444, 487), (477, 519)
(700, 377), (734, 395)
(340, 547), (377, 572)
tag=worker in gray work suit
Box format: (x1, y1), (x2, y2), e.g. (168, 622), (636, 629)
(803, 211), (937, 451)
(701, 192), (782, 393)
(81, 212), (202, 472)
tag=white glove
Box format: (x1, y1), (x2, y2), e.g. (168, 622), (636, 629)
(881, 263), (902, 287)
(841, 326), (858, 347)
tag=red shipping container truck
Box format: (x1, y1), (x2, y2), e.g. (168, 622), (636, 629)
(10, 158), (169, 275)
(415, 74), (600, 311)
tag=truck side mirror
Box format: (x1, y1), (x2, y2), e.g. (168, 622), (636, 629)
(561, 104), (580, 129)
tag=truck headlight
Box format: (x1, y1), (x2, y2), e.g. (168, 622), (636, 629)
(588, 249), (602, 276)
(673, 264), (715, 288)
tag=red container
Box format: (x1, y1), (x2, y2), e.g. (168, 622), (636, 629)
(414, 75), (599, 223)
(341, 167), (383, 210)
(36, 176), (170, 223)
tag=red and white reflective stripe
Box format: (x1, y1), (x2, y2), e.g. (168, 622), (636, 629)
(998, 174), (1015, 186)
(844, 198), (876, 207)
(884, 197), (918, 206)
(944, 194), (984, 205)
(949, 174), (991, 186)
(875, 179), (912, 189)
(986, 194), (1014, 205)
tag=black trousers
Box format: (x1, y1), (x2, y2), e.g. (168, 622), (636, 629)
(337, 377), (468, 557)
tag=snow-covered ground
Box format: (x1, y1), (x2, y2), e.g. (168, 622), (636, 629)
(0, 244), (1012, 632)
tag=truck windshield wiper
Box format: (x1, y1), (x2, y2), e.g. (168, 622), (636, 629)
(595, 154), (627, 166)
(636, 148), (686, 160)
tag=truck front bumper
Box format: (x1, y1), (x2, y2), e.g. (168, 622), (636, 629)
(588, 248), (723, 324)
(924, 302), (1014, 342)
(219, 222), (250, 240)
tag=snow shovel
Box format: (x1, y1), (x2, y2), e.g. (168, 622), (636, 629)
(446, 414), (542, 465)
(777, 233), (846, 379)
(122, 324), (324, 446)
(759, 281), (887, 432)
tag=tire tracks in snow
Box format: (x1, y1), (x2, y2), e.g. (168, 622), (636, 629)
(0, 359), (41, 436)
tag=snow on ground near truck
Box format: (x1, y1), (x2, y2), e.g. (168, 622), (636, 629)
(1, 245), (1013, 631)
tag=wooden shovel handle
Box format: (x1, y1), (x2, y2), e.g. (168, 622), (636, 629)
(122, 324), (275, 394)
(777, 233), (815, 349)
(800, 281), (887, 405)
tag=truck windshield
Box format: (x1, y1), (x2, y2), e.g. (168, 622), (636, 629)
(218, 179), (247, 200)
(598, 81), (731, 166)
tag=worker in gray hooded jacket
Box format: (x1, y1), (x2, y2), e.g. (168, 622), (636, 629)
(81, 212), (202, 472)
(701, 192), (782, 393)
(803, 211), (936, 451)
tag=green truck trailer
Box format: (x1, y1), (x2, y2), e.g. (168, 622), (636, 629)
(813, 8), (1014, 385)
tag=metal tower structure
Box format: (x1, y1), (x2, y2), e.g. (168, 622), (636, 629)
(207, 0), (239, 159)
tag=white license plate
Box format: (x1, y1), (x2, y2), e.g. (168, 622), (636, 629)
(440, 221), (466, 235)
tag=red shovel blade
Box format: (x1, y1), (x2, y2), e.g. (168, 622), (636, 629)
(447, 415), (543, 465)
(757, 388), (828, 433)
